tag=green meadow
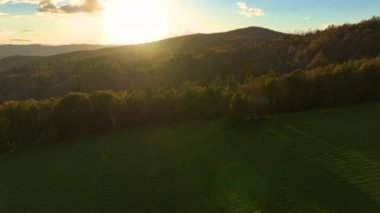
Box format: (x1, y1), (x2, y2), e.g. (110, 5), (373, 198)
(1, 103), (380, 212)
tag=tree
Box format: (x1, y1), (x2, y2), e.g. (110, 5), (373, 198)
(90, 91), (119, 132)
(55, 93), (91, 138)
(0, 116), (10, 153)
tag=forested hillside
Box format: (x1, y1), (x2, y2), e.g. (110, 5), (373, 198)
(0, 56), (42, 70)
(0, 17), (379, 101)
(1, 55), (380, 153)
(0, 17), (379, 154)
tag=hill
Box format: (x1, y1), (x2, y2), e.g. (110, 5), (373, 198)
(148, 26), (285, 52)
(0, 44), (110, 59)
(0, 103), (379, 212)
(0, 55), (42, 70)
(0, 18), (379, 101)
(0, 26), (286, 100)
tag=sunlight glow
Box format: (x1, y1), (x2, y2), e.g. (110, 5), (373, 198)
(101, 0), (170, 44)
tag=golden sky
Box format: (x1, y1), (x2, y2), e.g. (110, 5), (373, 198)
(0, 0), (378, 45)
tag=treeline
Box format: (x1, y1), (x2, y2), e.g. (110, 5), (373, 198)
(230, 56), (380, 114)
(1, 56), (380, 153)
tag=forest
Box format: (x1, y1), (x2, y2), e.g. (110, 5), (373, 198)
(1, 55), (380, 153)
(0, 17), (379, 153)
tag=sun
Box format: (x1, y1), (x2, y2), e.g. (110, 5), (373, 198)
(101, 0), (170, 44)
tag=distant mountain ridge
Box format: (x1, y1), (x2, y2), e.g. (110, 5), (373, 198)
(219, 26), (287, 38)
(0, 44), (110, 59)
(146, 26), (285, 52)
(0, 27), (281, 69)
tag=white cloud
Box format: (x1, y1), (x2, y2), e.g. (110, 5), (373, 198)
(236, 2), (266, 18)
(237, 2), (248, 10)
(304, 17), (310, 21)
(38, 0), (102, 14)
(0, 0), (69, 4)
(0, 11), (9, 15)
(0, 0), (102, 14)
(0, 0), (38, 4)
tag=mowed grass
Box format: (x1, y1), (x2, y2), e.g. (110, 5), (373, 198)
(1, 103), (380, 212)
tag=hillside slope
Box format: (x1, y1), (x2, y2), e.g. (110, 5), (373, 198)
(0, 103), (379, 212)
(0, 55), (42, 70)
(0, 18), (379, 101)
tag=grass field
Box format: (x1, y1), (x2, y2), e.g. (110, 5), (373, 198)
(1, 103), (380, 212)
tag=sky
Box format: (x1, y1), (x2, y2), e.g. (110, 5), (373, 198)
(0, 0), (379, 45)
